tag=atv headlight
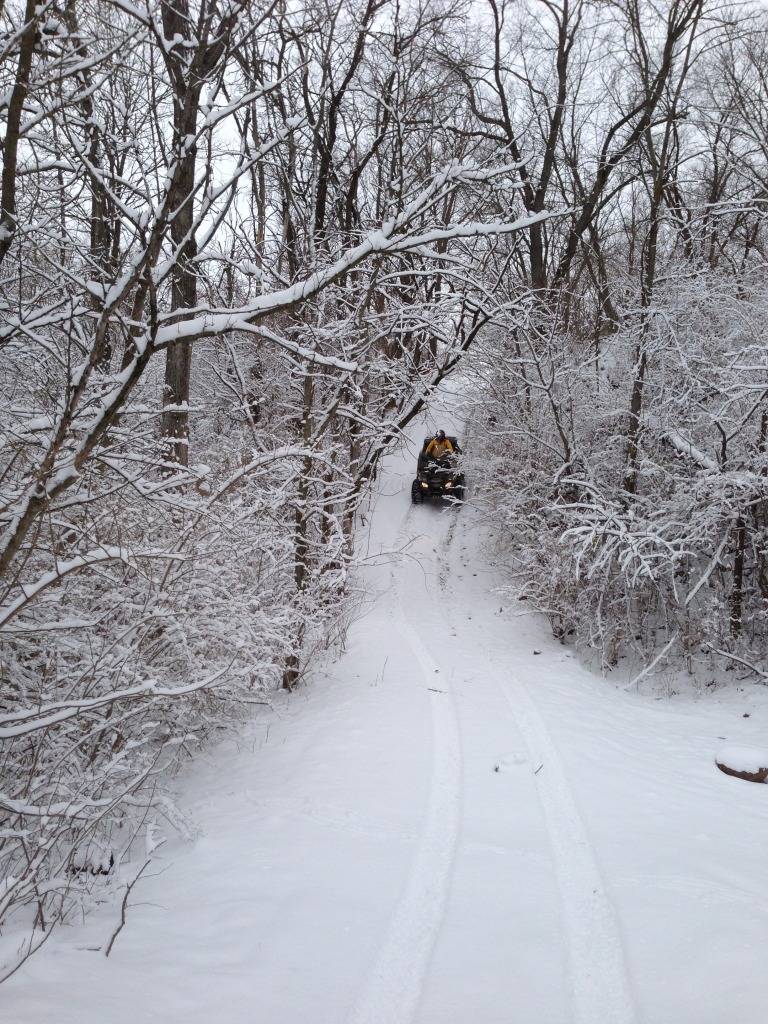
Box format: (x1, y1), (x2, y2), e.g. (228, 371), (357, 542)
(445, 481), (453, 488)
(421, 481), (428, 488)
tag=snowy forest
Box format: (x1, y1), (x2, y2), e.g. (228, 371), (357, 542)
(2, 0), (768, 988)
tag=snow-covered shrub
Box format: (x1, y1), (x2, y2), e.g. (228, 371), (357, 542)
(465, 269), (768, 678)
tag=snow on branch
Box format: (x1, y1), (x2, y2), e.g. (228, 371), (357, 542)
(153, 182), (552, 351)
(0, 665), (231, 740)
(0, 547), (187, 630)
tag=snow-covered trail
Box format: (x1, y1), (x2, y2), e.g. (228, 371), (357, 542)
(5, 404), (768, 1024)
(352, 451), (633, 1024)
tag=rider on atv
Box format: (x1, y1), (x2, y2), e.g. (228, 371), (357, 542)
(425, 430), (454, 460)
(412, 431), (465, 503)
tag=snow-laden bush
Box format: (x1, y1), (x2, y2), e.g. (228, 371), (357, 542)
(0, 347), (355, 967)
(464, 270), (768, 678)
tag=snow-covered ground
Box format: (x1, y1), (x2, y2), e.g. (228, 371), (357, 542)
(5, 402), (768, 1024)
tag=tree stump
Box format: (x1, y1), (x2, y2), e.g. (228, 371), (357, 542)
(715, 746), (768, 784)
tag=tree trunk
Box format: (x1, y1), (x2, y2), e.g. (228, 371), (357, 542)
(283, 367), (315, 689)
(0, 0), (38, 265)
(730, 516), (746, 638)
(159, 0), (201, 468)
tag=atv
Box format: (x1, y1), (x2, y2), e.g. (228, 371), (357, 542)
(411, 436), (466, 503)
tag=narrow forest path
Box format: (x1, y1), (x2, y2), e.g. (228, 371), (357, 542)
(5, 401), (768, 1024)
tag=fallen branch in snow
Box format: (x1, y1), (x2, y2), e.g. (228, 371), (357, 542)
(103, 857), (153, 958)
(684, 528), (734, 607)
(703, 645), (768, 683)
(0, 924), (56, 986)
(660, 426), (719, 472)
(624, 634), (679, 690)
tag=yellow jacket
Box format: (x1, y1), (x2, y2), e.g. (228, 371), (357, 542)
(426, 437), (454, 459)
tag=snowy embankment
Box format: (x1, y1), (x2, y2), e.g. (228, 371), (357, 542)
(4, 399), (768, 1024)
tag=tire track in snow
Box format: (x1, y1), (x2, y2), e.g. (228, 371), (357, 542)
(347, 610), (462, 1024)
(495, 670), (638, 1024)
(437, 497), (637, 1023)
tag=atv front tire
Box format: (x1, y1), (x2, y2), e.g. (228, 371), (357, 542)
(411, 479), (423, 503)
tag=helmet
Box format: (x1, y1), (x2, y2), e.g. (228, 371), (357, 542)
(436, 430), (446, 440)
